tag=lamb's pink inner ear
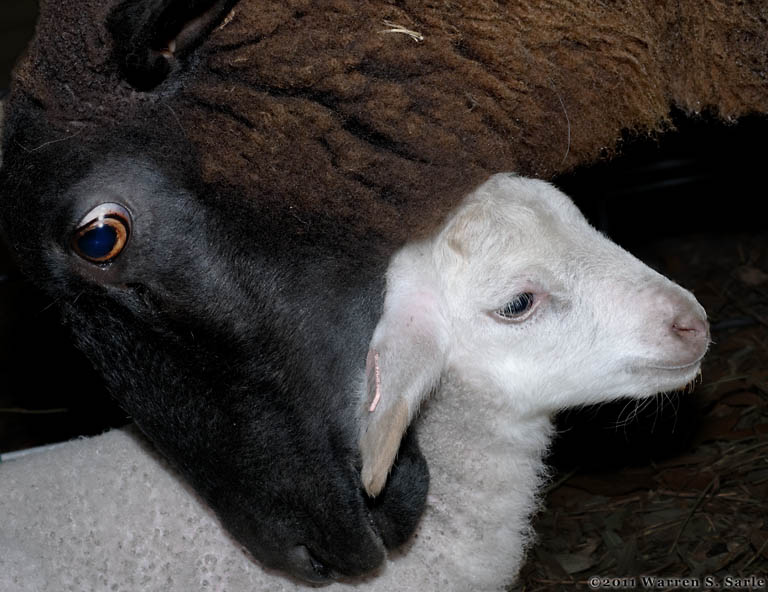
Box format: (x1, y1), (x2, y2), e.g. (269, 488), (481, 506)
(366, 349), (382, 412)
(361, 346), (410, 496)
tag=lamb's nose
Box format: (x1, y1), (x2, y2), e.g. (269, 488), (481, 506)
(671, 313), (710, 349)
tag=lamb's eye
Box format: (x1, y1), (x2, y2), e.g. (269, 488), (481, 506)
(494, 292), (536, 321)
(72, 203), (131, 264)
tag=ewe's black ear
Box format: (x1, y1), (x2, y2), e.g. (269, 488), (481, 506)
(107, 0), (238, 91)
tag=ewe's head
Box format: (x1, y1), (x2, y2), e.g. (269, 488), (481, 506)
(0, 1), (433, 581)
(361, 173), (709, 495)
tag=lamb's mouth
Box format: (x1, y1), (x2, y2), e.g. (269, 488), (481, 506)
(646, 355), (706, 372)
(628, 356), (705, 394)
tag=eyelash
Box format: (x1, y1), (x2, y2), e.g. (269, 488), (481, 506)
(492, 292), (540, 322)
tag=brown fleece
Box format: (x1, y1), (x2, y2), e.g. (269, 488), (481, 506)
(11, 0), (768, 250)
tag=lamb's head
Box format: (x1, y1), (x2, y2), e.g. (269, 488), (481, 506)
(361, 173), (709, 495)
(433, 173), (709, 407)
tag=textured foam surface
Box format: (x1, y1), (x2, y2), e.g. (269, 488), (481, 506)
(0, 428), (303, 592)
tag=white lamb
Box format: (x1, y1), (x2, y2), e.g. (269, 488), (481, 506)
(0, 174), (708, 591)
(358, 173), (709, 588)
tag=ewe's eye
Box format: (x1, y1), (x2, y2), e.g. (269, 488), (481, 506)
(494, 292), (537, 322)
(72, 203), (132, 264)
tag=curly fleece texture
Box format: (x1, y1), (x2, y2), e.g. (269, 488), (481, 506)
(11, 0), (768, 249)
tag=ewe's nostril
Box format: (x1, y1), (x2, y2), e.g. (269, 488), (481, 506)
(285, 545), (337, 584)
(306, 548), (335, 580)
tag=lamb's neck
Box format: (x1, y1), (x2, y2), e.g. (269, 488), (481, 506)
(419, 378), (554, 488)
(411, 378), (554, 590)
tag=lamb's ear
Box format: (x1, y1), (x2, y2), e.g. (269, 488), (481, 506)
(360, 289), (449, 497)
(107, 0), (237, 91)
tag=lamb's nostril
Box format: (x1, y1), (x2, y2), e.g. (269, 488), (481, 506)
(671, 314), (710, 343)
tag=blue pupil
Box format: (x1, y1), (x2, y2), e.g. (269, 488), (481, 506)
(77, 223), (118, 260)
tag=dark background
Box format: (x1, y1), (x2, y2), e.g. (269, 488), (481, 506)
(0, 0), (765, 468)
(0, 0), (36, 89)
